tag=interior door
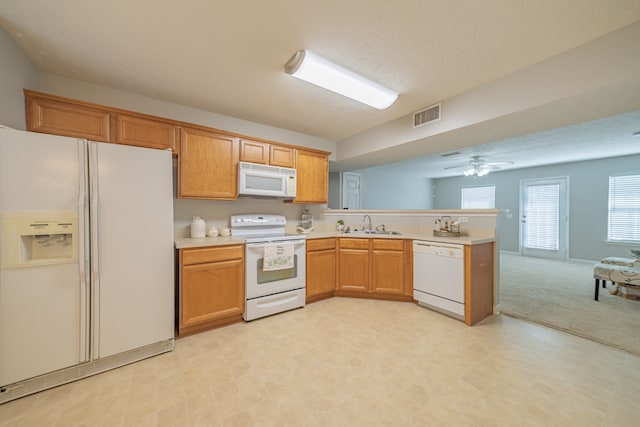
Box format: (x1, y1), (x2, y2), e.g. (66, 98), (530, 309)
(519, 177), (569, 260)
(342, 172), (361, 209)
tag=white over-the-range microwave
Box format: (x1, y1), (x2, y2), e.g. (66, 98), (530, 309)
(238, 161), (297, 198)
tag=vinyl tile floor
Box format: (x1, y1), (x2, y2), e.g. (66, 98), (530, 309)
(1, 297), (639, 427)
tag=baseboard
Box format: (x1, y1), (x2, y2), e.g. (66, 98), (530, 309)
(0, 339), (174, 405)
(499, 250), (521, 255)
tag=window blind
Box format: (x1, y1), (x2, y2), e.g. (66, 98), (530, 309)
(524, 184), (559, 250)
(461, 186), (495, 209)
(608, 174), (640, 242)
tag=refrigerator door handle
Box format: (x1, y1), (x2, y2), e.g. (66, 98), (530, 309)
(77, 140), (90, 362)
(89, 142), (101, 358)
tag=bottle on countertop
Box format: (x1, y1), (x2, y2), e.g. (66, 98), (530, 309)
(298, 207), (313, 234)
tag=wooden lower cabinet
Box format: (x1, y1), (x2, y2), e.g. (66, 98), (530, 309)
(336, 238), (412, 301)
(371, 242), (406, 295)
(305, 238), (336, 303)
(178, 245), (245, 336)
(336, 238), (370, 293)
(464, 242), (494, 326)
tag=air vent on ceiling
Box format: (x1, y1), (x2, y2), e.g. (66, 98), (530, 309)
(413, 103), (441, 128)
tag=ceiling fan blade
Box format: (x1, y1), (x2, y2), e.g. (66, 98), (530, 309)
(485, 160), (514, 166)
(443, 163), (472, 170)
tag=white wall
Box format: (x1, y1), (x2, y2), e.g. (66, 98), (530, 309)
(0, 26), (40, 129)
(434, 154), (640, 261)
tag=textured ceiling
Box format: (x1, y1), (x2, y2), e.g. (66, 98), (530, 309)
(366, 110), (640, 178)
(2, 0), (640, 143)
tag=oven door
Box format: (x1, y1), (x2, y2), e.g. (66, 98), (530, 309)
(245, 240), (306, 299)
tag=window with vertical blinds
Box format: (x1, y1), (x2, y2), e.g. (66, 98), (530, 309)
(461, 186), (495, 209)
(524, 184), (559, 250)
(608, 174), (640, 242)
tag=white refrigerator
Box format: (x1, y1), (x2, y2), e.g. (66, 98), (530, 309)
(0, 126), (174, 403)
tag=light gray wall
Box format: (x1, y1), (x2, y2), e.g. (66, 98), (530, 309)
(0, 26), (39, 129)
(357, 168), (433, 209)
(434, 154), (640, 261)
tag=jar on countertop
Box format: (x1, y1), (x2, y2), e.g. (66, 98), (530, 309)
(190, 216), (205, 238)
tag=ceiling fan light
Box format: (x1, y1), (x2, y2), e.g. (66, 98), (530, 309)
(464, 168), (476, 176)
(284, 50), (398, 109)
(477, 167), (490, 177)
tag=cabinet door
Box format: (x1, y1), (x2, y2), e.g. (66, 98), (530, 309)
(25, 92), (111, 142)
(270, 145), (295, 168)
(179, 258), (244, 334)
(307, 249), (336, 299)
(337, 249), (369, 292)
(465, 242), (494, 326)
(239, 139), (269, 164)
(178, 127), (239, 199)
(293, 150), (328, 204)
(115, 115), (177, 153)
(371, 249), (405, 295)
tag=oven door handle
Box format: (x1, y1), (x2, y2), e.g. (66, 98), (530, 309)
(247, 241), (306, 248)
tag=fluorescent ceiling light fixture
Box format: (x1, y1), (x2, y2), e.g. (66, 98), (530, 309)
(284, 50), (398, 109)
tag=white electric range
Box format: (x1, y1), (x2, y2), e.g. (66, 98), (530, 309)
(230, 214), (306, 321)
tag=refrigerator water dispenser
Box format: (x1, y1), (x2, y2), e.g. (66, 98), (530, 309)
(1, 213), (78, 268)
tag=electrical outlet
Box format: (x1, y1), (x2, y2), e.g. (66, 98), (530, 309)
(457, 216), (469, 223)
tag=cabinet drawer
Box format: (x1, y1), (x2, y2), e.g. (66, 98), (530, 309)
(307, 238), (336, 252)
(372, 239), (405, 251)
(339, 238), (369, 249)
(182, 245), (244, 265)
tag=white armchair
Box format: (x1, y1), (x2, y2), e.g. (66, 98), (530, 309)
(594, 257), (640, 301)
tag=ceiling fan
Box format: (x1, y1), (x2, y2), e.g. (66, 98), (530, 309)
(444, 156), (514, 177)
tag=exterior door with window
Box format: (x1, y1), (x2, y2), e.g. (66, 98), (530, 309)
(520, 177), (568, 260)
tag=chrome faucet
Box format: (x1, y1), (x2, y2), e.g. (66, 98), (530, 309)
(363, 215), (373, 232)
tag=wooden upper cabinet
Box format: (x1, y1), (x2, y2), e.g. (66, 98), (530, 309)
(269, 145), (295, 168)
(293, 149), (329, 204)
(178, 127), (239, 199)
(114, 115), (177, 154)
(239, 139), (295, 168)
(239, 139), (269, 164)
(25, 90), (111, 142)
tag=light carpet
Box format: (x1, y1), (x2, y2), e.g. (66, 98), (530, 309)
(499, 252), (640, 355)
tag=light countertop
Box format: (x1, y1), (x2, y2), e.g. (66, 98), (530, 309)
(175, 232), (494, 249)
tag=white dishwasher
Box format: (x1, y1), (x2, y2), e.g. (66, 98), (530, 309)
(413, 241), (465, 320)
